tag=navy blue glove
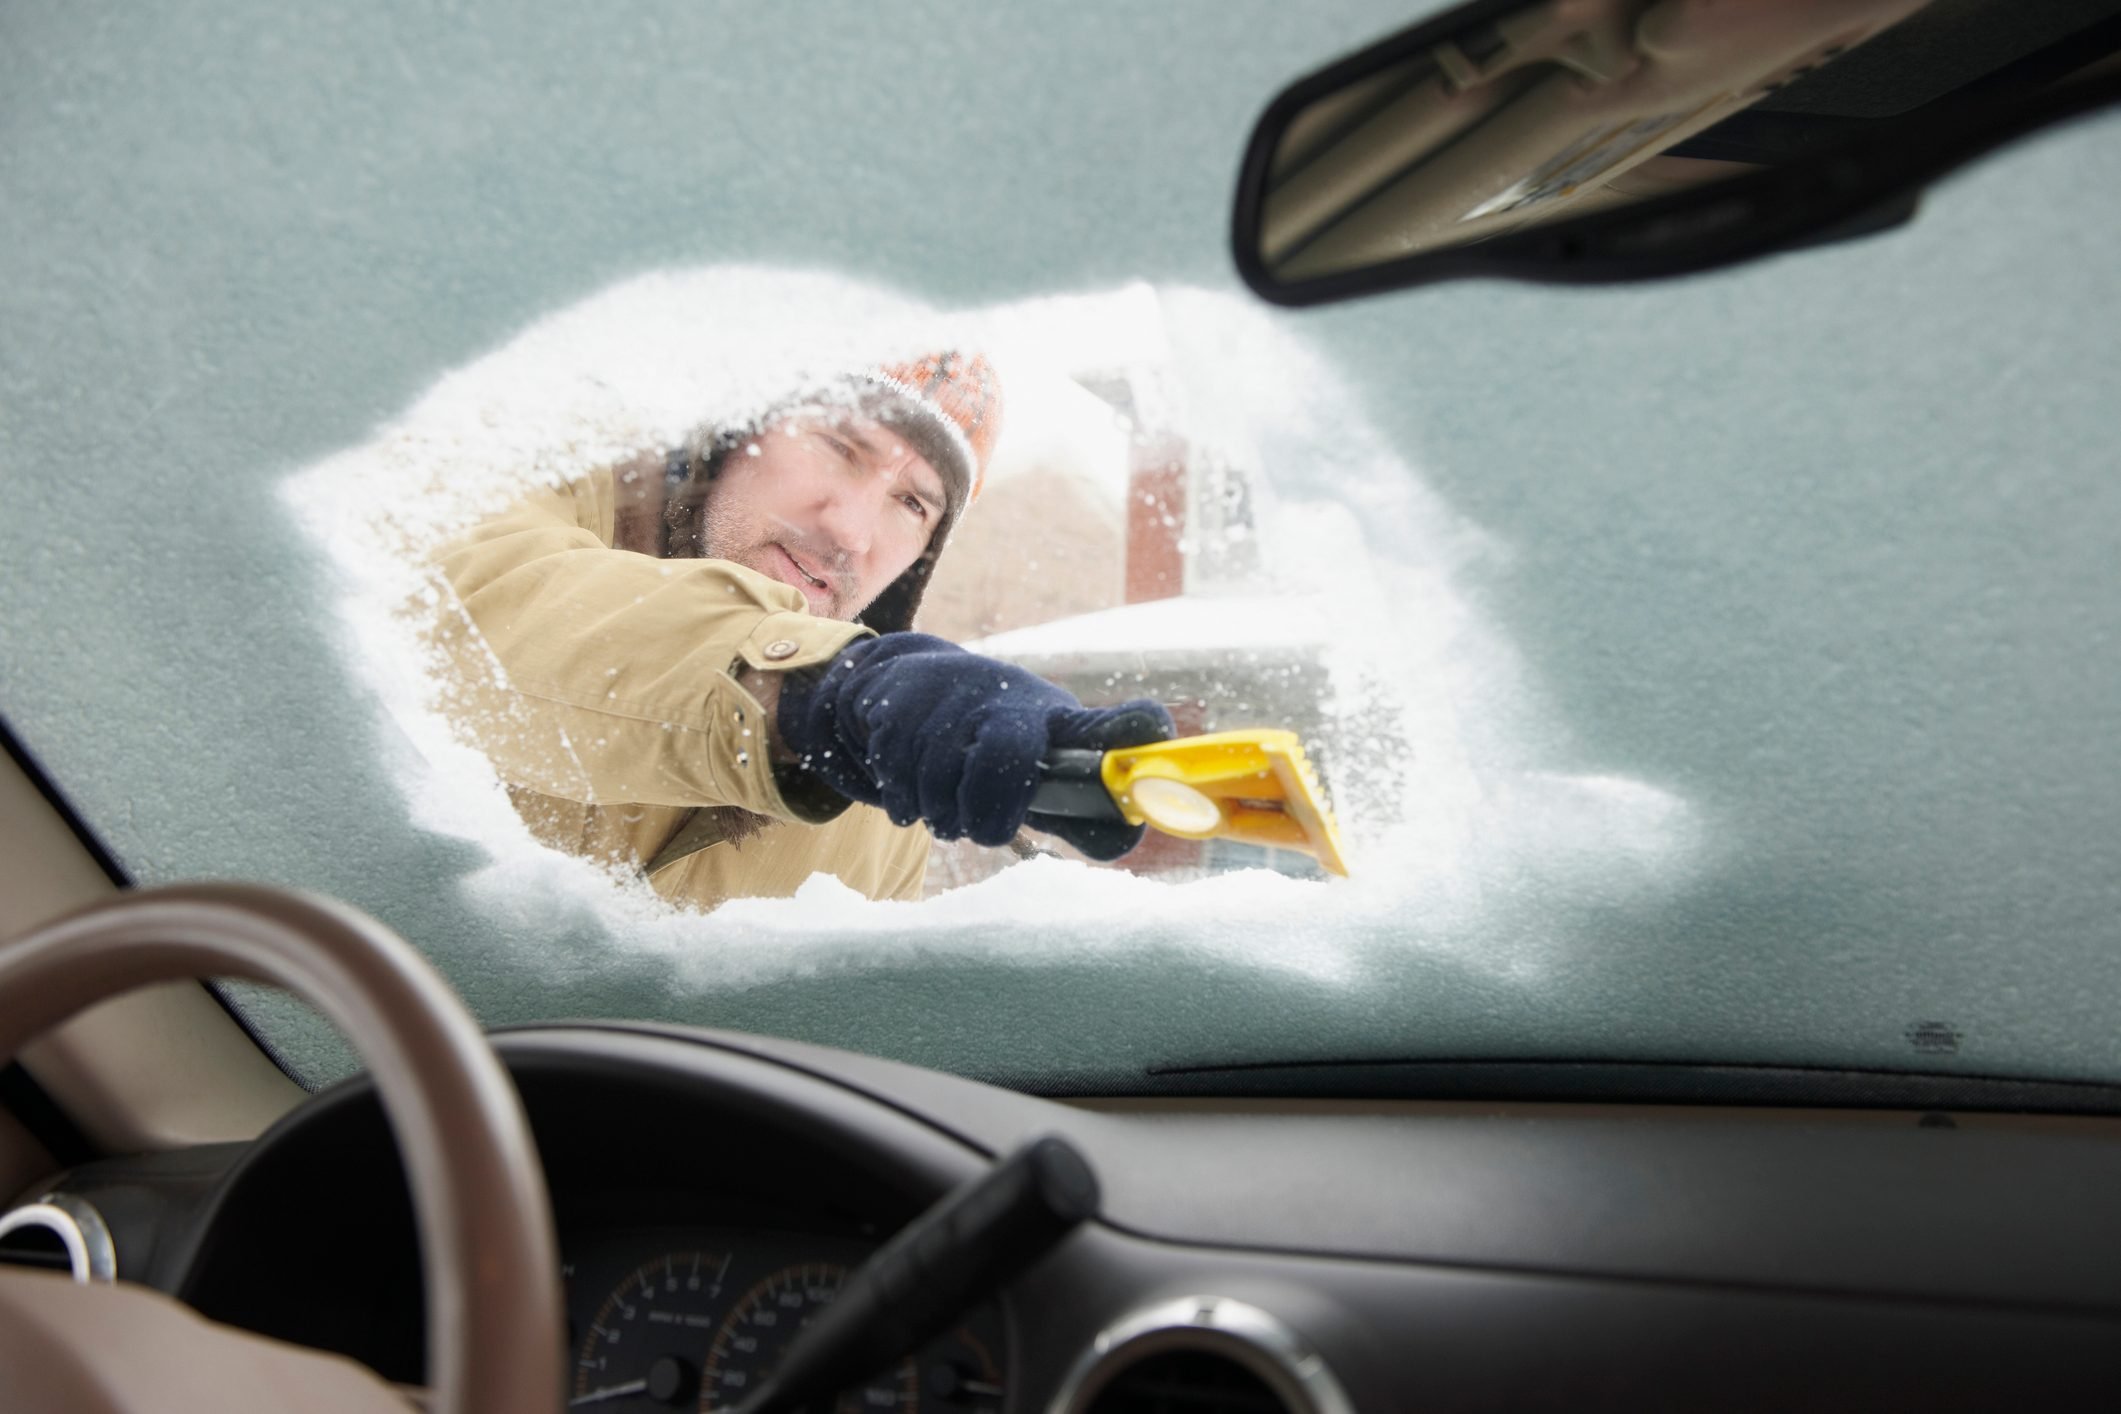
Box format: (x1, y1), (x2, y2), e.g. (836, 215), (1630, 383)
(777, 633), (1175, 859)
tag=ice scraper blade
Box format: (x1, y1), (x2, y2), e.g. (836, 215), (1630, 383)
(1030, 729), (1350, 877)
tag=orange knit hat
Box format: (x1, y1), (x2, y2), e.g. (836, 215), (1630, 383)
(865, 351), (1004, 512)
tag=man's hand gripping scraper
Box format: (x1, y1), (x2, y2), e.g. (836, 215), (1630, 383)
(777, 634), (1350, 874)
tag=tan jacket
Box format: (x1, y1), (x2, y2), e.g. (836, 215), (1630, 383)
(429, 469), (930, 909)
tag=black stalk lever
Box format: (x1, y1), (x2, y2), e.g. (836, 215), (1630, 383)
(734, 1134), (1099, 1414)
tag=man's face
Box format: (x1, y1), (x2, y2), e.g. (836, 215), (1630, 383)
(698, 409), (949, 620)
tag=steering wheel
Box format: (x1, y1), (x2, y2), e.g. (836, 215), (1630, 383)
(0, 883), (562, 1414)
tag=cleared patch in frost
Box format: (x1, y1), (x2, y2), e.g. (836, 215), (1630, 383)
(280, 265), (1699, 999)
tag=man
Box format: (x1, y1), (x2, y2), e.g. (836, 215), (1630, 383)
(431, 351), (1172, 910)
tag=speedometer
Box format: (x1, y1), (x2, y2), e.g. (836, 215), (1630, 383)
(699, 1262), (918, 1413)
(573, 1249), (734, 1410)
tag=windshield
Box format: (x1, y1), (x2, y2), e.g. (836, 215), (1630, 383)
(5, 1), (2119, 1094)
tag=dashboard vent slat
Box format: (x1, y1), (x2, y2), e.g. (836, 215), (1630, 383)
(0, 1195), (117, 1283)
(0, 1226), (77, 1274)
(1084, 1351), (1291, 1414)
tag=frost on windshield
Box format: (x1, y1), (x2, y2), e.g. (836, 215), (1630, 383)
(279, 266), (1698, 1058)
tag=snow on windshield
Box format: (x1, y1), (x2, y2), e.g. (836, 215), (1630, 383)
(279, 266), (1697, 1031)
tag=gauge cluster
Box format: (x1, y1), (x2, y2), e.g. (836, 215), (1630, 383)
(563, 1225), (1008, 1414)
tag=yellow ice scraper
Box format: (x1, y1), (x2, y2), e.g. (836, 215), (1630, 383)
(1031, 729), (1350, 877)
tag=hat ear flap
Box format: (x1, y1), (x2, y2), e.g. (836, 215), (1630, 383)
(857, 551), (932, 635)
(856, 495), (959, 634)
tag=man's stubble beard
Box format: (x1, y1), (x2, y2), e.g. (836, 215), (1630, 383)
(695, 497), (860, 623)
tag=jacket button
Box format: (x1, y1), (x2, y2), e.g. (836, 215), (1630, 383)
(763, 639), (799, 660)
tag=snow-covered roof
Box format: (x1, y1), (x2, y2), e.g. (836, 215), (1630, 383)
(967, 592), (1329, 669)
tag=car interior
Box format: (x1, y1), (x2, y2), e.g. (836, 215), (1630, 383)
(7, 2), (2121, 1411)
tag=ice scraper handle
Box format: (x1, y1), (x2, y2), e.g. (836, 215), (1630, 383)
(1033, 744), (1225, 846)
(1023, 736), (1171, 861)
(1029, 749), (1126, 821)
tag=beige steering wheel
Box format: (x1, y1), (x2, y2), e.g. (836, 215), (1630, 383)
(0, 884), (562, 1414)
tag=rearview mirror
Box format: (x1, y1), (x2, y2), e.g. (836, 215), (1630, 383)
(1233, 0), (2121, 304)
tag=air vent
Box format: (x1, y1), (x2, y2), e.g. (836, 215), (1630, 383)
(0, 1193), (116, 1283)
(0, 1222), (75, 1274)
(1051, 1296), (1353, 1414)
(1083, 1349), (1289, 1414)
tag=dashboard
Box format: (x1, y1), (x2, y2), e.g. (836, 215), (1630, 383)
(17, 1022), (2121, 1411)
